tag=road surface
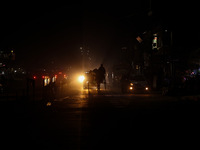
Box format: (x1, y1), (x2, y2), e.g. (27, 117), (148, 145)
(1, 89), (200, 149)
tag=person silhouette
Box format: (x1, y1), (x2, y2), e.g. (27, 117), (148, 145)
(98, 64), (106, 83)
(95, 64), (106, 92)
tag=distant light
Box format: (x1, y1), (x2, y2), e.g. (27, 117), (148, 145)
(130, 87), (133, 90)
(152, 34), (158, 50)
(33, 76), (36, 79)
(136, 65), (139, 70)
(136, 36), (143, 43)
(145, 87), (149, 90)
(43, 76), (50, 86)
(52, 76), (56, 82)
(46, 102), (52, 106)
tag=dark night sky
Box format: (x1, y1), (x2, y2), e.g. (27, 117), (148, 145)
(0, 1), (199, 70)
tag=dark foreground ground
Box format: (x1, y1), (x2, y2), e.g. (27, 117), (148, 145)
(1, 90), (200, 150)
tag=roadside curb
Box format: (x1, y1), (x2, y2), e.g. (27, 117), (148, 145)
(179, 95), (200, 101)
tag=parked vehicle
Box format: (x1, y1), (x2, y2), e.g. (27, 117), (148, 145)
(121, 75), (150, 94)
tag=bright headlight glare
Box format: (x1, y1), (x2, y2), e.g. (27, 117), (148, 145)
(78, 75), (85, 83)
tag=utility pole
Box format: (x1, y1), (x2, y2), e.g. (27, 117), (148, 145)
(148, 0), (153, 16)
(80, 46), (85, 73)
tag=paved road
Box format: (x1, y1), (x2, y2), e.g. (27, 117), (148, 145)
(1, 91), (200, 149)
